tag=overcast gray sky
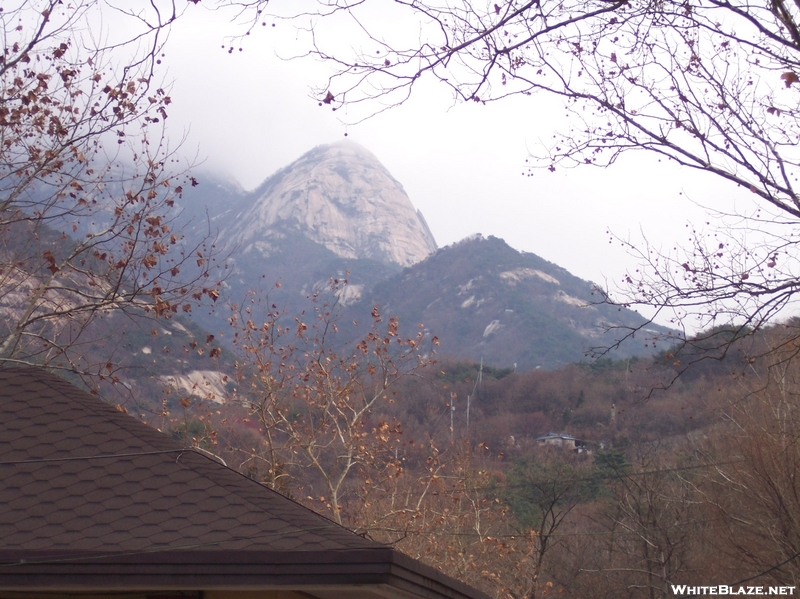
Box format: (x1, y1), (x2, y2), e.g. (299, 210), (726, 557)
(159, 4), (758, 326)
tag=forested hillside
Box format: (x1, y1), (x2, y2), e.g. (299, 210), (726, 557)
(162, 297), (800, 597)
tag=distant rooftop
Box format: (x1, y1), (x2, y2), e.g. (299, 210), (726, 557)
(536, 432), (580, 441)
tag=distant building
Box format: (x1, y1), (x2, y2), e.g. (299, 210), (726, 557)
(536, 432), (589, 453)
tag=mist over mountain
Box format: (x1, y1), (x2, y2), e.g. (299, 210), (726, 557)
(181, 141), (436, 264)
(226, 141), (437, 266)
(175, 142), (437, 332)
(0, 138), (677, 412)
(176, 141), (675, 369)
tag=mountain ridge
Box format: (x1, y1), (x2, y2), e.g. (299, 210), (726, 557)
(343, 234), (673, 370)
(222, 141), (437, 268)
(174, 142), (675, 369)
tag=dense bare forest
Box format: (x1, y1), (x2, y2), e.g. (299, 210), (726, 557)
(154, 295), (800, 598)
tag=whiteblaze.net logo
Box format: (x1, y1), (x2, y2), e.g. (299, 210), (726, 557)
(672, 586), (796, 596)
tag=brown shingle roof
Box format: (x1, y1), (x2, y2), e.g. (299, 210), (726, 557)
(0, 367), (489, 599)
(0, 366), (376, 553)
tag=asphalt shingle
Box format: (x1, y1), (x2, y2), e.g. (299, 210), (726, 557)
(0, 367), (381, 553)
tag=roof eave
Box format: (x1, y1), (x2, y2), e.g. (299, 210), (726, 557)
(0, 549), (490, 599)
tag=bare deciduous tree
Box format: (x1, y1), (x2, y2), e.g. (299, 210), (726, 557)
(597, 447), (702, 598)
(0, 1), (217, 380)
(229, 284), (437, 524)
(495, 455), (590, 598)
(695, 358), (800, 586)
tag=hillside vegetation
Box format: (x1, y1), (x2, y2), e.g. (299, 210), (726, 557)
(162, 291), (800, 598)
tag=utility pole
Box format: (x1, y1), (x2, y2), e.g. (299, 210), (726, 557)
(450, 392), (456, 442)
(466, 357), (482, 437)
(466, 389), (470, 436)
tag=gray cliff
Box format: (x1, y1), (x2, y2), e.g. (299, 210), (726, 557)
(224, 141), (437, 267)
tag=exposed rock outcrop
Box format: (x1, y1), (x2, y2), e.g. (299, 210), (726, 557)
(225, 141), (437, 267)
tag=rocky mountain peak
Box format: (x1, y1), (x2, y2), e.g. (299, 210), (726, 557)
(226, 140), (437, 267)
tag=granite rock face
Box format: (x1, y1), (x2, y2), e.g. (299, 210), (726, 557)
(225, 141), (437, 267)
